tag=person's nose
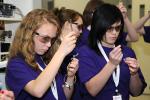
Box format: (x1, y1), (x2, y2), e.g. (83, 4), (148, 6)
(112, 28), (118, 35)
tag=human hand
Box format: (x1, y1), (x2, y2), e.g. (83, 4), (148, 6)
(67, 58), (79, 77)
(59, 31), (77, 56)
(109, 45), (123, 66)
(117, 2), (127, 19)
(124, 57), (140, 75)
(0, 90), (15, 100)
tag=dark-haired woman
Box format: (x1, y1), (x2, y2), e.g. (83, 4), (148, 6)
(77, 4), (147, 100)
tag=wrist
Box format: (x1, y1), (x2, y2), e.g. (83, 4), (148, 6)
(108, 61), (118, 69)
(123, 17), (130, 24)
(55, 50), (66, 58)
(63, 74), (76, 89)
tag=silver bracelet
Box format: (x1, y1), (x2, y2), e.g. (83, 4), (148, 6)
(62, 81), (74, 89)
(62, 74), (76, 89)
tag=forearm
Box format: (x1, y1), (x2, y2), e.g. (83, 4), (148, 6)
(124, 17), (139, 42)
(63, 76), (75, 100)
(134, 13), (150, 34)
(85, 62), (116, 96)
(129, 73), (143, 96)
(25, 50), (66, 97)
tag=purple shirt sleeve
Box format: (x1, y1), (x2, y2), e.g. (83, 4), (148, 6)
(143, 26), (150, 43)
(78, 45), (106, 83)
(5, 57), (37, 98)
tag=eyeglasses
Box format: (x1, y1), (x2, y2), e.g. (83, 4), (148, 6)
(34, 32), (56, 44)
(72, 23), (83, 31)
(107, 25), (122, 33)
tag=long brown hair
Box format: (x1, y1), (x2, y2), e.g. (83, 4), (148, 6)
(9, 9), (60, 69)
(83, 0), (104, 27)
(45, 7), (83, 63)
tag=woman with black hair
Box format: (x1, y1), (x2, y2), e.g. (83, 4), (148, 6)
(77, 3), (147, 100)
(80, 0), (138, 47)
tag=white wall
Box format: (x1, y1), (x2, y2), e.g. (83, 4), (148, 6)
(54, 0), (89, 13)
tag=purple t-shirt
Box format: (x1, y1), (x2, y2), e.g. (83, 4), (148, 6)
(77, 45), (147, 100)
(143, 26), (150, 43)
(6, 54), (66, 100)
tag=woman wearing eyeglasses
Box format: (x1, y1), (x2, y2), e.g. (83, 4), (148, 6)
(77, 4), (147, 100)
(81, 0), (138, 47)
(5, 9), (79, 100)
(52, 7), (84, 100)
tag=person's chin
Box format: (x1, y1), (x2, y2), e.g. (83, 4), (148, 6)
(109, 39), (116, 44)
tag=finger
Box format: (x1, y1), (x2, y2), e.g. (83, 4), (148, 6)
(124, 57), (135, 61)
(68, 33), (78, 42)
(124, 58), (136, 64)
(112, 48), (122, 56)
(128, 63), (137, 69)
(129, 67), (134, 72)
(67, 31), (76, 37)
(67, 35), (77, 43)
(1, 90), (14, 99)
(111, 45), (121, 54)
(118, 53), (123, 60)
(111, 48), (122, 60)
(114, 45), (121, 50)
(126, 61), (139, 68)
(117, 2), (122, 7)
(129, 66), (138, 73)
(0, 94), (12, 100)
(126, 61), (140, 73)
(7, 92), (14, 99)
(68, 39), (77, 46)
